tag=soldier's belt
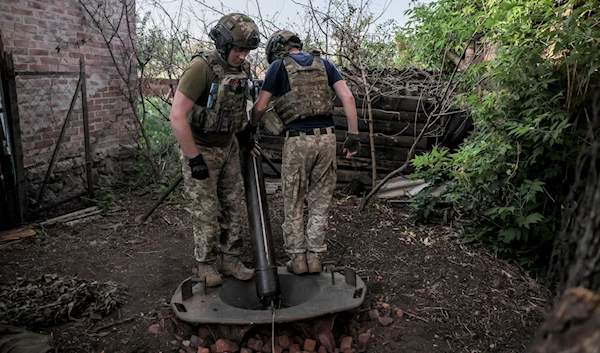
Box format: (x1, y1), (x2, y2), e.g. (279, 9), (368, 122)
(285, 127), (335, 137)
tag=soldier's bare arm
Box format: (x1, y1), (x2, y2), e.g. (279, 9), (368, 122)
(333, 80), (360, 158)
(251, 90), (273, 126)
(333, 80), (358, 134)
(170, 91), (200, 158)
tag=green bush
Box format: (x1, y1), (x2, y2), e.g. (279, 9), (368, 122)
(406, 0), (600, 268)
(124, 97), (179, 192)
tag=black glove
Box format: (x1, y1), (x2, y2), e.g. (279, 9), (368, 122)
(188, 154), (209, 180)
(236, 124), (257, 152)
(342, 132), (361, 155)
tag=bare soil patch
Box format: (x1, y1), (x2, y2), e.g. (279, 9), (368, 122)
(0, 185), (549, 352)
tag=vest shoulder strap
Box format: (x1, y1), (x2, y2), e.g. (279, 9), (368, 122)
(194, 50), (226, 79)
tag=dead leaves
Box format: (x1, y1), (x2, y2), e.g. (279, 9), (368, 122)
(0, 274), (127, 328)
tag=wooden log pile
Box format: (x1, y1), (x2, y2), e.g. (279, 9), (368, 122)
(258, 68), (447, 186)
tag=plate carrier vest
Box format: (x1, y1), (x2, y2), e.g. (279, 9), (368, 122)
(273, 51), (334, 125)
(187, 51), (250, 133)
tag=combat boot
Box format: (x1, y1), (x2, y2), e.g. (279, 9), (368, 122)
(306, 252), (323, 273)
(218, 255), (255, 281)
(198, 263), (222, 287)
(286, 253), (308, 275)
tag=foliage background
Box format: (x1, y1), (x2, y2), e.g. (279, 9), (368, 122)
(404, 0), (600, 269)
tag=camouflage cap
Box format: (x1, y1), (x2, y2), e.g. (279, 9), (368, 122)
(266, 30), (303, 64)
(210, 13), (260, 54)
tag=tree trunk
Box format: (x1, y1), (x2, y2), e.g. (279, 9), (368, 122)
(549, 94), (600, 296)
(528, 287), (600, 353)
(530, 94), (600, 352)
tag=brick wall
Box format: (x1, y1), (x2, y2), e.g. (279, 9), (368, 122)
(0, 0), (137, 208)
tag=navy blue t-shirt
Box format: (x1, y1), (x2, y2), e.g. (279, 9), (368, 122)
(261, 52), (343, 132)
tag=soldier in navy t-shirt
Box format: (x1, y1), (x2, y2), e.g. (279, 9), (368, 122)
(260, 51), (344, 132)
(251, 30), (361, 275)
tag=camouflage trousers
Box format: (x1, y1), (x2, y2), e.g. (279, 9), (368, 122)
(281, 127), (337, 255)
(179, 139), (243, 263)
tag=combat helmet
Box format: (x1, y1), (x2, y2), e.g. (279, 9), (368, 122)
(209, 13), (260, 59)
(265, 30), (303, 64)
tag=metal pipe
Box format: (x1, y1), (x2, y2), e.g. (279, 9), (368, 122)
(241, 147), (280, 307)
(135, 175), (183, 223)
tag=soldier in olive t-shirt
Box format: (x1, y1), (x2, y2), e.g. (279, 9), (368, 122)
(168, 13), (260, 287)
(176, 55), (237, 147)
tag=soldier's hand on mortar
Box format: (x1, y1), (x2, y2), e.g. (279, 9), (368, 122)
(188, 154), (209, 180)
(342, 132), (361, 159)
(250, 141), (262, 158)
(236, 124), (261, 157)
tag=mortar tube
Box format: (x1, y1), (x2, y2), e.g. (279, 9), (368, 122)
(241, 147), (280, 308)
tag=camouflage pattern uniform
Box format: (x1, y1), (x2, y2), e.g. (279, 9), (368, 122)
(281, 127), (337, 255)
(173, 13), (259, 275)
(260, 30), (358, 274)
(179, 139), (243, 263)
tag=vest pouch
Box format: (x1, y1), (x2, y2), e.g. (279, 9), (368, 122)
(190, 50), (250, 133)
(261, 109), (285, 135)
(214, 75), (248, 133)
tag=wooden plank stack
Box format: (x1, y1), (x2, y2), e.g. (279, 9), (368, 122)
(258, 92), (439, 186)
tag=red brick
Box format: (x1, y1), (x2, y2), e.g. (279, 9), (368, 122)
(189, 335), (206, 348)
(42, 131), (61, 140)
(48, 6), (65, 14)
(214, 339), (238, 353)
(12, 47), (28, 55)
(277, 335), (291, 349)
(34, 140), (54, 149)
(14, 40), (36, 49)
(0, 13), (16, 21)
(24, 17), (47, 26)
(317, 331), (335, 352)
(339, 337), (353, 351)
(40, 57), (59, 65)
(289, 344), (300, 353)
(304, 339), (316, 352)
(14, 23), (37, 34)
(37, 10), (57, 19)
(12, 7), (33, 15)
(357, 333), (371, 344)
(30, 64), (50, 72)
(26, 0), (44, 10)
(29, 49), (49, 56)
(377, 316), (393, 326)
(368, 309), (379, 320)
(247, 338), (263, 351)
(36, 42), (58, 50)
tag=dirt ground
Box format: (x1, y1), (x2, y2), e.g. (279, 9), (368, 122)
(0, 184), (550, 353)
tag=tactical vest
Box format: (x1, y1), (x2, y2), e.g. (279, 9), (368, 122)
(187, 51), (249, 133)
(273, 51), (334, 125)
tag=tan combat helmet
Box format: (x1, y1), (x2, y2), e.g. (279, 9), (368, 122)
(209, 13), (260, 58)
(265, 30), (303, 64)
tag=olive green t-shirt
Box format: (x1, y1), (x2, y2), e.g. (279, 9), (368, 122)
(177, 52), (234, 147)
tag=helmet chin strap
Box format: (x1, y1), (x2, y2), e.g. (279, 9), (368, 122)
(220, 44), (231, 62)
